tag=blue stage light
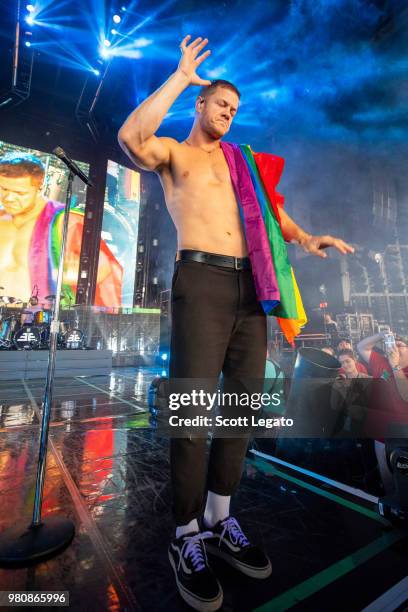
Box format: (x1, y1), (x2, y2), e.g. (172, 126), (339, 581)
(161, 353), (168, 361)
(26, 4), (35, 12)
(113, 14), (121, 24)
(121, 6), (126, 11)
(111, 28), (118, 35)
(99, 47), (110, 59)
(25, 41), (31, 47)
(92, 68), (100, 75)
(103, 39), (111, 47)
(25, 16), (34, 25)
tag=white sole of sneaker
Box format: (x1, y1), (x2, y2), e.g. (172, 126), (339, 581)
(168, 550), (224, 612)
(205, 543), (272, 579)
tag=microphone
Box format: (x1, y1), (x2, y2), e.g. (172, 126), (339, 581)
(53, 147), (94, 187)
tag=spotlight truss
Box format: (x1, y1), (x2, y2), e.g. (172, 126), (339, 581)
(0, 0), (34, 108)
(75, 62), (111, 142)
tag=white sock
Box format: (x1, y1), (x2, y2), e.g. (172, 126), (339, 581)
(203, 491), (231, 528)
(176, 518), (199, 539)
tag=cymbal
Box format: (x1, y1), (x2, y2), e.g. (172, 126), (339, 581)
(0, 296), (16, 302)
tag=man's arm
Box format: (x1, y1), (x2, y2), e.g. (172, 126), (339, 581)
(278, 207), (312, 246)
(357, 332), (384, 364)
(279, 207), (355, 258)
(118, 35), (211, 172)
(385, 346), (408, 401)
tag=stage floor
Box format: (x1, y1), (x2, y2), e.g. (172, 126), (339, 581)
(0, 368), (407, 611)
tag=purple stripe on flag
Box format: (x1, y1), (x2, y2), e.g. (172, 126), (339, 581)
(220, 141), (280, 303)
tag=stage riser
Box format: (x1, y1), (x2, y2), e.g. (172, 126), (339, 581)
(0, 349), (112, 380)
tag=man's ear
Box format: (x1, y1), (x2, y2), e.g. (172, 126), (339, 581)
(195, 96), (205, 113)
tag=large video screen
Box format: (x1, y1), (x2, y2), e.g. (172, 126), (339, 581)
(96, 160), (140, 307)
(0, 141), (89, 307)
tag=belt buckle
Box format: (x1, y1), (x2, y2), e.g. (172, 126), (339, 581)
(234, 257), (243, 270)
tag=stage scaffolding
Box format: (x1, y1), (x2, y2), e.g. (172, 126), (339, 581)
(347, 241), (408, 336)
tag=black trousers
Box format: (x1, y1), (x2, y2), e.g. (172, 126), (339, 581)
(169, 257), (267, 525)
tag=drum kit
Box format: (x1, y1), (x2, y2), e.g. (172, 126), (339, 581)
(0, 288), (86, 351)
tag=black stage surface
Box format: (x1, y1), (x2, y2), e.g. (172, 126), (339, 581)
(0, 368), (407, 611)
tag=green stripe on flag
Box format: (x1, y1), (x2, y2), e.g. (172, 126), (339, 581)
(240, 145), (298, 319)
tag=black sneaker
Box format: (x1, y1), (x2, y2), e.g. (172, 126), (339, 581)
(204, 516), (272, 579)
(168, 531), (223, 611)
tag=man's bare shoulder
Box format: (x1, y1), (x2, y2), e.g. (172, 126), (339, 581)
(158, 136), (184, 150)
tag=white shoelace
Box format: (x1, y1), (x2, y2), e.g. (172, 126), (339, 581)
(179, 531), (213, 572)
(219, 517), (250, 548)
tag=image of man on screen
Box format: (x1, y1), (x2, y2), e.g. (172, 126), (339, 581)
(0, 153), (123, 306)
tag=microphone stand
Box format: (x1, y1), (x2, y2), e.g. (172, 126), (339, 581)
(0, 157), (90, 564)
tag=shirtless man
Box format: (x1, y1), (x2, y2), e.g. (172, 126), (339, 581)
(0, 154), (122, 306)
(119, 35), (354, 611)
(0, 156), (48, 299)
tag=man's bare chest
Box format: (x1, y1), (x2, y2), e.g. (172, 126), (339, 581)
(0, 219), (36, 262)
(172, 149), (232, 187)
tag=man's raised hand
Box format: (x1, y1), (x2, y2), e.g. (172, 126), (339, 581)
(301, 234), (355, 258)
(177, 35), (212, 86)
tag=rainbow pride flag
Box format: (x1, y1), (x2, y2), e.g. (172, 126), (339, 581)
(220, 142), (307, 345)
(29, 200), (123, 307)
(29, 200), (77, 305)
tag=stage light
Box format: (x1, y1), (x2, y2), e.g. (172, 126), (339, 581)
(25, 16), (34, 25)
(111, 28), (118, 35)
(99, 47), (110, 59)
(92, 68), (100, 75)
(161, 353), (168, 361)
(103, 39), (111, 47)
(25, 41), (31, 47)
(121, 6), (126, 11)
(113, 14), (121, 24)
(26, 4), (35, 12)
(161, 370), (167, 377)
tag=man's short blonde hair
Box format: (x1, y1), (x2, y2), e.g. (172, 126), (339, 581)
(199, 79), (241, 101)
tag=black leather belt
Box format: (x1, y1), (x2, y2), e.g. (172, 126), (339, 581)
(177, 250), (251, 270)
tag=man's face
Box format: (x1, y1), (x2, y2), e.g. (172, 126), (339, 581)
(0, 174), (41, 216)
(197, 87), (239, 138)
(339, 355), (358, 376)
(338, 340), (352, 351)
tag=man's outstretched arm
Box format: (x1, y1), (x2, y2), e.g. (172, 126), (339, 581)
(278, 207), (355, 258)
(357, 332), (384, 364)
(118, 35), (211, 171)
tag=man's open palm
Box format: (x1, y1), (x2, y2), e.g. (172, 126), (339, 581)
(302, 235), (355, 258)
(178, 35), (212, 86)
